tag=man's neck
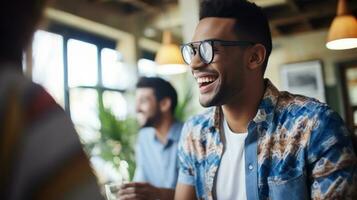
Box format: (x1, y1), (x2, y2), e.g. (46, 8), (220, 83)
(222, 79), (265, 133)
(154, 114), (175, 144)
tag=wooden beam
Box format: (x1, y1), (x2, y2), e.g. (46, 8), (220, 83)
(286, 0), (299, 12)
(116, 0), (159, 13)
(270, 0), (357, 27)
(285, 0), (313, 30)
(251, 0), (287, 8)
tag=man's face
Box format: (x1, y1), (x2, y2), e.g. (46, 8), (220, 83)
(135, 88), (161, 128)
(190, 17), (249, 107)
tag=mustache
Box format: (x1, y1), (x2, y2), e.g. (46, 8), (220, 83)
(192, 68), (217, 74)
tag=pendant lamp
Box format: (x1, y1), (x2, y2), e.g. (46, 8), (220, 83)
(155, 30), (187, 75)
(326, 0), (357, 50)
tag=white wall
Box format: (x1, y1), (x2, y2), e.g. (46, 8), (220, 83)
(266, 30), (357, 88)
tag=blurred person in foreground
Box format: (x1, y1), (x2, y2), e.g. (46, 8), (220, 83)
(0, 0), (104, 199)
(175, 0), (357, 199)
(118, 77), (183, 200)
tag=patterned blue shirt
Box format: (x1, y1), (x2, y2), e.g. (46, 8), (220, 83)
(134, 121), (183, 188)
(177, 79), (356, 200)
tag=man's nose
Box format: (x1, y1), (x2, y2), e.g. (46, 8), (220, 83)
(190, 53), (206, 70)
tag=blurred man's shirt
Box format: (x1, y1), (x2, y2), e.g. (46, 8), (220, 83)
(0, 64), (104, 200)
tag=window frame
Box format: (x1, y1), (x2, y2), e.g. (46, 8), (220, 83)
(44, 22), (125, 114)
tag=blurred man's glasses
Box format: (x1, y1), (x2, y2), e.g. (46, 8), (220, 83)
(181, 39), (255, 65)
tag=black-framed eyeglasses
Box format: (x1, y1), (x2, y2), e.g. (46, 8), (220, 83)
(180, 39), (255, 65)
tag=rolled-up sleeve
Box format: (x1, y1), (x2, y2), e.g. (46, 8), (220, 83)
(308, 106), (357, 199)
(177, 122), (195, 186)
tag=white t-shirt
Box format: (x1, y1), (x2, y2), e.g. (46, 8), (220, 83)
(216, 119), (248, 200)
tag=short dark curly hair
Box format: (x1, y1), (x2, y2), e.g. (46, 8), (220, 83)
(199, 0), (272, 73)
(136, 77), (178, 114)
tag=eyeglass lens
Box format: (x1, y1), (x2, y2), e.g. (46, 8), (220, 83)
(199, 41), (213, 64)
(182, 41), (213, 65)
(182, 45), (195, 65)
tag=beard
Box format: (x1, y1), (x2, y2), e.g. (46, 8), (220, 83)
(139, 108), (162, 128)
(199, 78), (243, 108)
(199, 89), (224, 107)
(199, 78), (226, 107)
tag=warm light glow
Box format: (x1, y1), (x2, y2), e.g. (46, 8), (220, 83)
(326, 0), (357, 50)
(156, 64), (188, 75)
(155, 43), (184, 65)
(155, 31), (186, 75)
(326, 38), (357, 50)
(326, 15), (357, 50)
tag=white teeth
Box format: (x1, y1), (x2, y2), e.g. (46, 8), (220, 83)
(197, 77), (216, 84)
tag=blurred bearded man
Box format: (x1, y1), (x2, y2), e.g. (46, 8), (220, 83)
(118, 77), (183, 200)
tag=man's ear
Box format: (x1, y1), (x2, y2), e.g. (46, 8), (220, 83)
(159, 97), (172, 113)
(247, 44), (266, 70)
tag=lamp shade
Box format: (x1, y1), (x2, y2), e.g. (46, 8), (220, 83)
(326, 15), (357, 50)
(155, 43), (184, 65)
(326, 0), (357, 50)
(155, 31), (187, 75)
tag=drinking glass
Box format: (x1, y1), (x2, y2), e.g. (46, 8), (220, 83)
(104, 182), (123, 200)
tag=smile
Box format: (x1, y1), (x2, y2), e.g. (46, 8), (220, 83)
(193, 73), (219, 93)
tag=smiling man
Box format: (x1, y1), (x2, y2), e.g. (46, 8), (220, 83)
(175, 0), (357, 200)
(119, 77), (183, 200)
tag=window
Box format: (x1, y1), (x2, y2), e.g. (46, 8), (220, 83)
(68, 39), (98, 87)
(32, 30), (65, 107)
(30, 24), (137, 183)
(101, 48), (129, 90)
(138, 58), (157, 77)
(138, 49), (157, 76)
(31, 26), (130, 142)
(70, 88), (100, 141)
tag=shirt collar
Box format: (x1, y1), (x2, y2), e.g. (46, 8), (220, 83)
(212, 79), (279, 130)
(152, 121), (182, 143)
(166, 121), (182, 142)
(252, 79), (279, 125)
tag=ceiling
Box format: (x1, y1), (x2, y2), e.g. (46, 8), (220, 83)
(52, 0), (357, 40)
(87, 0), (178, 14)
(263, 0), (357, 37)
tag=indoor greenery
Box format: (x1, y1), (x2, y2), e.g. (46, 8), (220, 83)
(84, 81), (193, 181)
(85, 94), (138, 180)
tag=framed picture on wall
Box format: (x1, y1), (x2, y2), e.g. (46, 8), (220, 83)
(280, 60), (326, 102)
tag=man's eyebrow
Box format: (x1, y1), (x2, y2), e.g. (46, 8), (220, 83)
(190, 38), (220, 43)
